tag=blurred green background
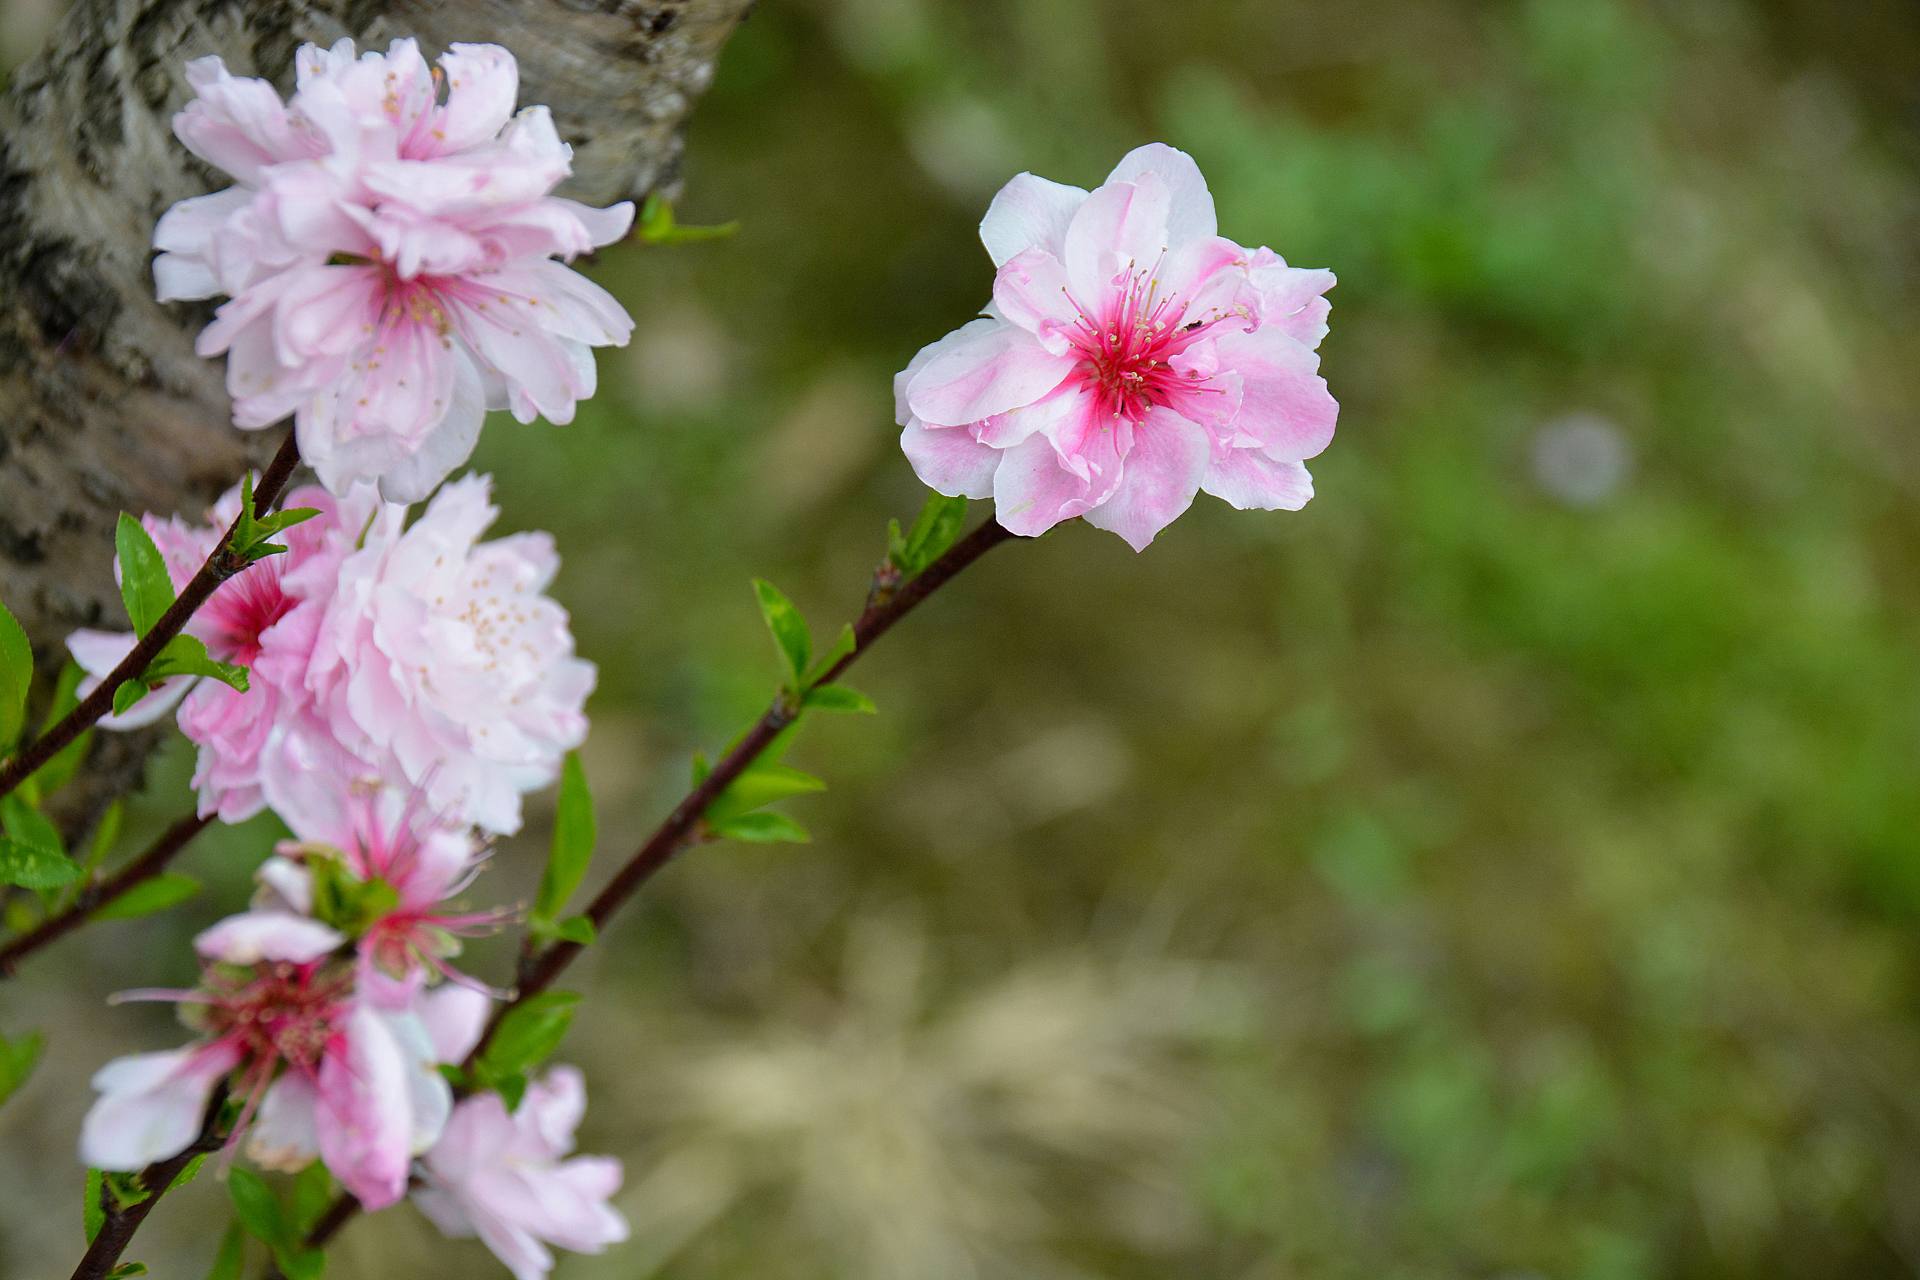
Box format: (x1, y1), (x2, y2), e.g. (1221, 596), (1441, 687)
(6, 0), (1920, 1276)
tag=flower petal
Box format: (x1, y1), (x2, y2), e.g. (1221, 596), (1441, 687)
(195, 911), (345, 965)
(900, 420), (999, 500)
(979, 172), (1088, 267)
(1082, 407), (1211, 551)
(80, 1043), (242, 1170)
(1062, 173), (1172, 305)
(1201, 451), (1315, 511)
(904, 320), (1072, 427)
(1104, 143), (1218, 246)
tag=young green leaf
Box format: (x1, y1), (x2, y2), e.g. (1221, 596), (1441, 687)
(551, 915), (597, 946)
(707, 761), (826, 824)
(0, 596), (31, 750)
(227, 1167), (290, 1248)
(804, 623), (857, 687)
(711, 811), (811, 844)
(0, 1029), (46, 1107)
(896, 493), (970, 574)
(147, 635), (249, 693)
(0, 837), (78, 890)
(288, 1162), (336, 1236)
(112, 679), (154, 719)
(83, 802), (124, 876)
(84, 1168), (106, 1242)
(477, 991), (580, 1082)
(636, 192), (740, 244)
(803, 684), (878, 715)
(106, 1263), (148, 1278)
(205, 1223), (246, 1280)
(104, 1170), (152, 1211)
(752, 579), (811, 688)
(3, 791), (64, 857)
(533, 753), (595, 924)
(91, 873), (200, 922)
(115, 514), (177, 637)
(493, 1070), (529, 1112)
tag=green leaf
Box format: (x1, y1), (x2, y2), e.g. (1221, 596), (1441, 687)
(83, 802), (124, 876)
(636, 192), (739, 244)
(91, 873), (200, 922)
(106, 1263), (148, 1278)
(288, 1162), (335, 1236)
(0, 1029), (46, 1107)
(112, 679), (153, 719)
(228, 1167), (290, 1247)
(804, 623), (857, 687)
(205, 1224), (246, 1280)
(711, 811), (811, 844)
(803, 684), (878, 715)
(708, 761), (826, 824)
(752, 579), (811, 689)
(477, 992), (580, 1082)
(115, 514), (177, 637)
(174, 1152), (210, 1190)
(84, 1168), (106, 1242)
(145, 635), (248, 691)
(552, 915), (597, 946)
(493, 1071), (529, 1112)
(31, 662), (92, 796)
(690, 751), (712, 786)
(532, 753), (595, 924)
(105, 1170), (152, 1211)
(0, 596), (30, 750)
(147, 634), (248, 693)
(274, 1247), (326, 1280)
(3, 791), (64, 857)
(895, 494), (970, 575)
(0, 837), (78, 890)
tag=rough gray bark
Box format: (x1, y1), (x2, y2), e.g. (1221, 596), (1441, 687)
(0, 0), (751, 811)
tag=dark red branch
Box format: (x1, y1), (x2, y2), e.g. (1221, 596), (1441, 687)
(300, 516), (1022, 1253)
(0, 809), (213, 977)
(0, 431), (300, 801)
(69, 1084), (229, 1280)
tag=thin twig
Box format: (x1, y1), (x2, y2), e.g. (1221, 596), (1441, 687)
(0, 432), (301, 801)
(0, 810), (214, 978)
(69, 1084), (229, 1280)
(300, 516), (1022, 1251)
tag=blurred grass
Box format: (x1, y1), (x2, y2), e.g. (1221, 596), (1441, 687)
(6, 0), (1920, 1276)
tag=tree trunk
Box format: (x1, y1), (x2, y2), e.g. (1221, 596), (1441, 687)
(0, 0), (752, 814)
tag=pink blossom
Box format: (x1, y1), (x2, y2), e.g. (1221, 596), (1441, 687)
(414, 1066), (628, 1280)
(898, 143), (1338, 550)
(279, 475), (594, 835)
(67, 481), (393, 821)
(80, 912), (464, 1211)
(154, 38), (636, 502)
(257, 783), (511, 988)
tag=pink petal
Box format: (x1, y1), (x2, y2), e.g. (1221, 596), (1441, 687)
(900, 420), (999, 500)
(1210, 327), (1338, 461)
(904, 320), (1073, 427)
(80, 1042), (242, 1170)
(1081, 407), (1211, 551)
(317, 1004), (415, 1210)
(434, 44), (519, 153)
(991, 432), (1099, 537)
(418, 985), (494, 1065)
(194, 911), (345, 965)
(246, 1072), (322, 1171)
(1062, 173), (1172, 305)
(991, 248), (1080, 353)
(1201, 450), (1316, 512)
(979, 172), (1088, 267)
(1104, 143), (1218, 246)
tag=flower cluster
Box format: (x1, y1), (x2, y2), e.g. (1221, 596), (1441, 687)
(55, 24), (1338, 1277)
(72, 474), (592, 836)
(82, 786), (626, 1269)
(156, 37), (636, 501)
(898, 143), (1338, 549)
